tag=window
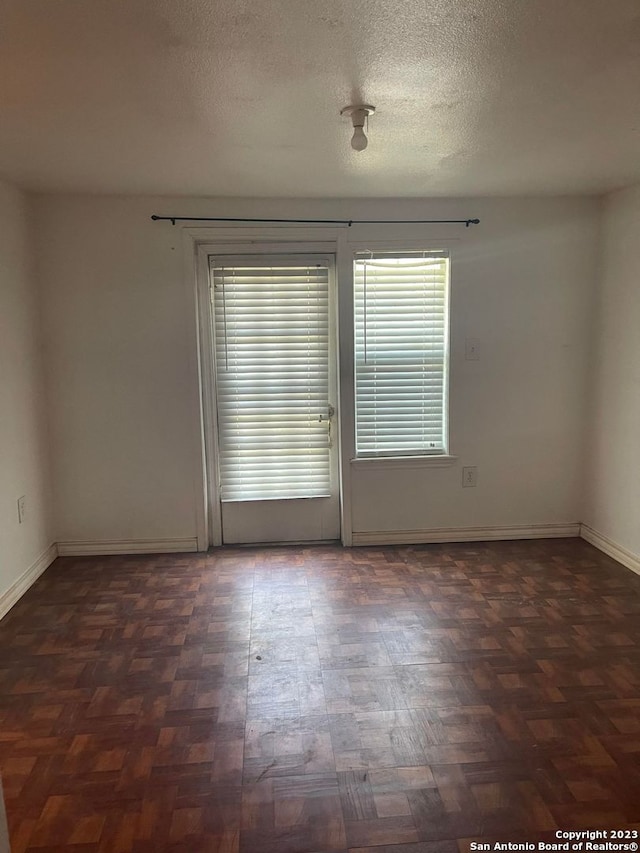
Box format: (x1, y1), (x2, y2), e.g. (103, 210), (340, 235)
(354, 251), (450, 458)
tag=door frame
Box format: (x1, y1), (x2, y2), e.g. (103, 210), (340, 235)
(185, 228), (349, 548)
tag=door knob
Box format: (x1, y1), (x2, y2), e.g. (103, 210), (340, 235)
(319, 404), (335, 422)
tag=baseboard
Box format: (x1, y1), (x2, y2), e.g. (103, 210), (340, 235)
(351, 523), (580, 547)
(580, 524), (640, 577)
(0, 543), (58, 621)
(56, 537), (199, 556)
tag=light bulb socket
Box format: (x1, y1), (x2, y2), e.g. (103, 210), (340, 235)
(340, 104), (375, 118)
(340, 104), (375, 152)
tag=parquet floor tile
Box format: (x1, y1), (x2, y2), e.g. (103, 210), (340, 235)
(2, 539), (640, 850)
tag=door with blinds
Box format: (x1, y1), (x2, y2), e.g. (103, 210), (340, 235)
(209, 255), (340, 544)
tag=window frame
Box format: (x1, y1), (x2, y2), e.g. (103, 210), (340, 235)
(352, 248), (454, 463)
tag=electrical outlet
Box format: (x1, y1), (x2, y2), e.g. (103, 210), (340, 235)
(17, 495), (26, 524)
(462, 467), (478, 488)
(465, 338), (480, 360)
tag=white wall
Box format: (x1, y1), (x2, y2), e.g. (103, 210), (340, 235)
(36, 196), (200, 550)
(35, 194), (598, 548)
(0, 180), (53, 608)
(584, 185), (640, 561)
(348, 200), (598, 537)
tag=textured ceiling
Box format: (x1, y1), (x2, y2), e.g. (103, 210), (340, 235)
(1, 0), (639, 197)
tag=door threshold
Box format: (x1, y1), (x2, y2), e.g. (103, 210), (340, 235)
(217, 539), (342, 549)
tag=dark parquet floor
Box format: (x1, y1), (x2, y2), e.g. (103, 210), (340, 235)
(1, 538), (640, 852)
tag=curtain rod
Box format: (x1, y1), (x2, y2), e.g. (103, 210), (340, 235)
(150, 215), (480, 227)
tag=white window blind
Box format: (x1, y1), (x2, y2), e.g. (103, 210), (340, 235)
(354, 251), (450, 457)
(211, 259), (331, 501)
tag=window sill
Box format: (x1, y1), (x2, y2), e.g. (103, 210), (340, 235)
(350, 455), (458, 471)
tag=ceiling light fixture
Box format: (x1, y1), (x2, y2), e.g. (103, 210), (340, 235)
(340, 104), (375, 151)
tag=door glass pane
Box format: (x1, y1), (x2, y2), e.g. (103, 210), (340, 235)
(211, 261), (331, 501)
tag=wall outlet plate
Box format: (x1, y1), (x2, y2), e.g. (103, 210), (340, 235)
(462, 467), (478, 487)
(17, 495), (26, 523)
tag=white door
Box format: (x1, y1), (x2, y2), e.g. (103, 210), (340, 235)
(209, 254), (340, 544)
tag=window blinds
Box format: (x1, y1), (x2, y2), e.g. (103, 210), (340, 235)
(211, 260), (331, 501)
(354, 252), (450, 457)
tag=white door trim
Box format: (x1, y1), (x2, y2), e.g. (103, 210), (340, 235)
(186, 228), (352, 547)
